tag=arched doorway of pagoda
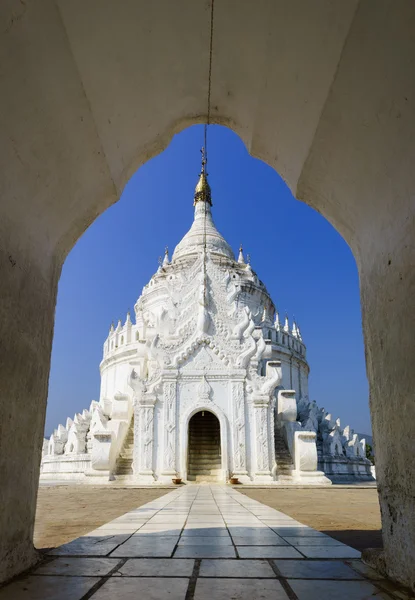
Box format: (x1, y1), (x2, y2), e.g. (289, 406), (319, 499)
(187, 410), (222, 483)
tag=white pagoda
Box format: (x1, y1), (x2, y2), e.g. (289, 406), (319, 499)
(41, 160), (373, 485)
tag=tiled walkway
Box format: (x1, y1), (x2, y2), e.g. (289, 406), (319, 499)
(0, 486), (405, 599)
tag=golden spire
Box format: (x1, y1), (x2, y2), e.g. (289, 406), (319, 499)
(194, 147), (212, 206)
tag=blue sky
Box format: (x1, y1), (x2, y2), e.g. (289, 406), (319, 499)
(46, 125), (371, 436)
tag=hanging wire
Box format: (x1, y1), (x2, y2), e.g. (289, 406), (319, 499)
(204, 0), (215, 164)
(203, 0), (215, 297)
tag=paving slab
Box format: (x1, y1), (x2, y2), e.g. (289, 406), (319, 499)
(116, 558), (194, 576)
(283, 535), (345, 546)
(231, 535), (289, 546)
(91, 576), (189, 599)
(237, 545), (303, 559)
(274, 559), (365, 580)
(288, 579), (391, 599)
(297, 545), (361, 559)
(178, 536), (233, 546)
(0, 576), (100, 600)
(174, 546), (237, 558)
(33, 557), (121, 576)
(194, 578), (289, 600)
(0, 485), (393, 599)
(199, 559), (276, 578)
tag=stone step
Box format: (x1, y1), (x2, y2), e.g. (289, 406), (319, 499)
(187, 474), (221, 482)
(120, 450), (133, 458)
(189, 435), (220, 441)
(189, 460), (222, 471)
(189, 450), (221, 455)
(188, 455), (221, 461)
(189, 452), (222, 462)
(189, 441), (221, 447)
(188, 468), (222, 475)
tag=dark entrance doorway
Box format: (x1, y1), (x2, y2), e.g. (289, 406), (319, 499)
(187, 411), (221, 482)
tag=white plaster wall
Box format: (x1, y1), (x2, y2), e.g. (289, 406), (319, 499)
(99, 359), (133, 404)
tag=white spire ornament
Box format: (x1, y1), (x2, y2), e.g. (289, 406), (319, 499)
(274, 310), (280, 331)
(284, 313), (290, 332)
(238, 244), (245, 264)
(162, 246), (170, 267)
(292, 318), (298, 338)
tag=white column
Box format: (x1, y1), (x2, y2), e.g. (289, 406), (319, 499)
(160, 378), (178, 482)
(134, 393), (156, 483)
(231, 379), (249, 482)
(252, 396), (274, 483)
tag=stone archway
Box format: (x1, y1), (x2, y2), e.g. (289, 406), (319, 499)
(187, 411), (222, 483)
(1, 1), (415, 589)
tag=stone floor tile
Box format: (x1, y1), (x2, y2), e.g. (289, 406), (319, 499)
(174, 545), (236, 558)
(111, 514), (157, 522)
(224, 516), (262, 521)
(297, 546), (361, 559)
(88, 525), (141, 534)
(346, 559), (385, 580)
(182, 527), (229, 536)
(199, 559), (276, 578)
(0, 576), (100, 600)
(33, 557), (121, 576)
(274, 559), (365, 580)
(227, 527), (270, 536)
(231, 535), (288, 546)
(260, 519), (300, 525)
(117, 558), (194, 576)
(178, 536), (233, 546)
(139, 523), (183, 531)
(147, 515), (186, 522)
(237, 546), (303, 559)
(110, 539), (177, 558)
(132, 531), (180, 540)
(272, 527), (327, 537)
(288, 579), (391, 599)
(91, 576), (189, 599)
(186, 516), (225, 522)
(283, 536), (345, 546)
(78, 532), (132, 543)
(48, 540), (120, 556)
(194, 578), (289, 600)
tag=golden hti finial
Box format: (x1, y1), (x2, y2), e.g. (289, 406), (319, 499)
(194, 147), (212, 206)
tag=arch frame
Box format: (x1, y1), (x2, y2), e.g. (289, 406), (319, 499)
(180, 402), (229, 482)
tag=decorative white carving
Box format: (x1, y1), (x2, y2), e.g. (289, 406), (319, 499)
(232, 381), (246, 472)
(128, 368), (147, 399)
(198, 375), (212, 401)
(233, 307), (250, 340)
(254, 402), (270, 472)
(254, 334), (266, 362)
(261, 361), (282, 396)
(235, 336), (257, 368)
(135, 394), (156, 478)
(162, 381), (177, 473)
